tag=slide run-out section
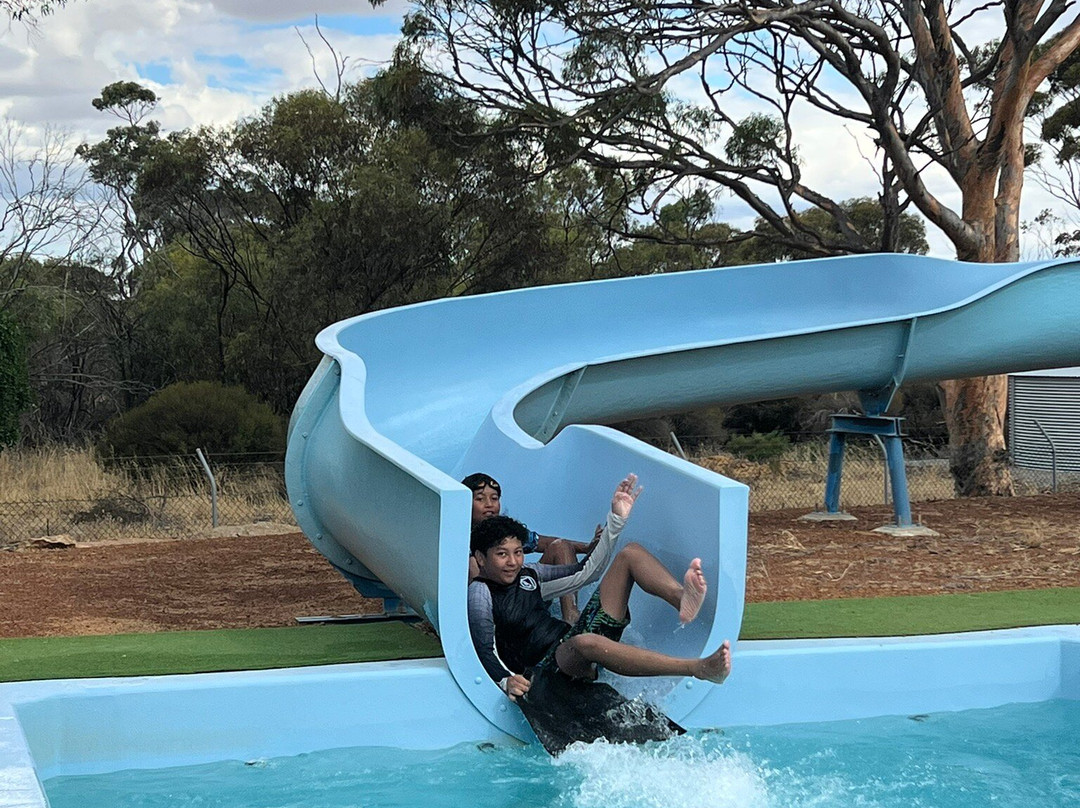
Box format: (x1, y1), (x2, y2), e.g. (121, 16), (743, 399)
(284, 254), (1080, 739)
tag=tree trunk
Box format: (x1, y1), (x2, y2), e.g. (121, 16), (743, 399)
(939, 375), (1013, 496)
(942, 192), (1014, 497)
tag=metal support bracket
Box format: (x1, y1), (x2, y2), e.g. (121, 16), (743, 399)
(858, 317), (917, 416)
(535, 365), (587, 443)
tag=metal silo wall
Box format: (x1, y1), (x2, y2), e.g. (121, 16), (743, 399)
(1008, 374), (1080, 472)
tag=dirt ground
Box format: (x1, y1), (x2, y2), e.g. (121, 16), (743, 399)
(1, 493), (1078, 639)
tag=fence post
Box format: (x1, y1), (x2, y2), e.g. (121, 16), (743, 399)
(195, 448), (219, 527)
(873, 435), (890, 506)
(669, 431), (688, 460)
(1033, 420), (1058, 494)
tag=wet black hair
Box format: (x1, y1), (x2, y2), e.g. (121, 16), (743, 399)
(471, 514), (529, 555)
(461, 472), (501, 495)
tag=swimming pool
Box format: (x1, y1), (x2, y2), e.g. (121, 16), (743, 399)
(42, 699), (1080, 808)
(4, 626), (1079, 808)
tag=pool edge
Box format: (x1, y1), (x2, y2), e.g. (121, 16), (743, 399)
(4, 625), (1079, 808)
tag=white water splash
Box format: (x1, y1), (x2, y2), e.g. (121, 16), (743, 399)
(554, 735), (772, 808)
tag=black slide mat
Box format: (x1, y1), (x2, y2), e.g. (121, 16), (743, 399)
(517, 666), (684, 755)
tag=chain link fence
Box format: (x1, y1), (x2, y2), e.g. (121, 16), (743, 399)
(642, 432), (1077, 512)
(1, 441), (1074, 547)
(0, 452), (292, 548)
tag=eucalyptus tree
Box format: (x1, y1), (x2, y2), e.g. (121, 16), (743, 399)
(79, 67), (597, 413)
(407, 0), (1080, 494)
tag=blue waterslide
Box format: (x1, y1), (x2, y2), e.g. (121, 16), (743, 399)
(285, 254), (1080, 740)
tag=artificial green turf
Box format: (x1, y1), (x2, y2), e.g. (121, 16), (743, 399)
(2, 588), (1078, 682)
(740, 586), (1080, 640)
(0, 622), (440, 683)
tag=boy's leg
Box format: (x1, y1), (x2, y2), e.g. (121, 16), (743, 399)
(555, 634), (731, 684)
(597, 543), (707, 624)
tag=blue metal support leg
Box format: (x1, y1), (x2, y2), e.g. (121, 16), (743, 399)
(824, 414), (914, 527)
(824, 431), (847, 513)
(883, 435), (913, 527)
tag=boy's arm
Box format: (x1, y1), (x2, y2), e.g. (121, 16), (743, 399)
(537, 473), (640, 600)
(467, 581), (518, 686)
(536, 512), (626, 600)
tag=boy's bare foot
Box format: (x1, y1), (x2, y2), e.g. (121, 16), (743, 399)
(679, 557), (707, 624)
(695, 639), (731, 684)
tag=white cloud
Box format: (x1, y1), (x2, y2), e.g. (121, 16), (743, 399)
(0, 0), (404, 146)
(208, 0), (410, 22)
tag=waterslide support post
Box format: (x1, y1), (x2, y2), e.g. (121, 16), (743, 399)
(883, 433), (913, 526)
(824, 431), (847, 513)
(535, 365), (587, 443)
(827, 414), (913, 527)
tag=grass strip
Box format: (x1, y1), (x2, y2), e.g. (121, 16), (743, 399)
(0, 623), (441, 683)
(741, 587), (1080, 640)
(2, 588), (1078, 682)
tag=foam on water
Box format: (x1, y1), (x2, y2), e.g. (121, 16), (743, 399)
(555, 735), (769, 808)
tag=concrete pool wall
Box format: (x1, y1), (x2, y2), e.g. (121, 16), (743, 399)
(3, 625), (1078, 808)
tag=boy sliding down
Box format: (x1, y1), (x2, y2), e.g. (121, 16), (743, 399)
(467, 473), (731, 701)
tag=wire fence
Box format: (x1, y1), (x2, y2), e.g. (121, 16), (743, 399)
(0, 451), (292, 549)
(639, 432), (1080, 512)
(0, 442), (1075, 547)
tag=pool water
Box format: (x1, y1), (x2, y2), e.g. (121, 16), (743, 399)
(44, 699), (1080, 808)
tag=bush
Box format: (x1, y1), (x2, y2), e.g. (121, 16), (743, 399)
(725, 430), (791, 464)
(100, 381), (285, 458)
(723, 398), (802, 436)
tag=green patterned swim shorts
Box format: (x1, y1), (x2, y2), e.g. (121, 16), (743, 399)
(538, 590), (630, 671)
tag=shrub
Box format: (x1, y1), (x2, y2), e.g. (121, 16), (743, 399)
(101, 381), (285, 458)
(725, 430), (791, 464)
(723, 398), (802, 436)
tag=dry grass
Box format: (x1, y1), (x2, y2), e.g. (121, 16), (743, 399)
(0, 446), (293, 546)
(0, 444), (119, 500)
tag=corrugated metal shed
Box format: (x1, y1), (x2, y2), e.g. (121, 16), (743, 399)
(1008, 367), (1080, 472)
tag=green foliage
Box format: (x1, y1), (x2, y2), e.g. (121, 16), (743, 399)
(725, 114), (790, 167)
(615, 191), (746, 275)
(131, 247), (232, 385)
(725, 430), (791, 464)
(91, 81), (158, 115)
(1041, 49), (1080, 164)
(724, 399), (802, 436)
(100, 381), (284, 458)
(743, 197), (929, 260)
(0, 311), (31, 447)
(77, 84), (162, 184)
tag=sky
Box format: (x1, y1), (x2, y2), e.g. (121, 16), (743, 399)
(0, 0), (1072, 260)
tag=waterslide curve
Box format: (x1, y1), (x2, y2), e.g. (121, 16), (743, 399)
(285, 253), (1080, 740)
